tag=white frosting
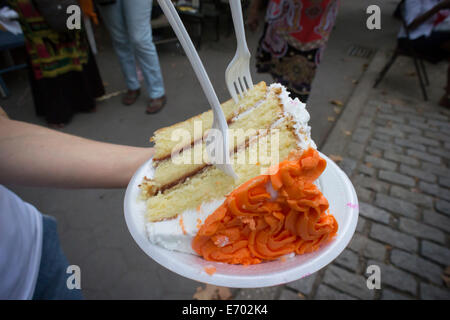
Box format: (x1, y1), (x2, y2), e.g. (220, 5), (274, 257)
(146, 198), (225, 254)
(145, 83), (316, 255)
(231, 98), (265, 122)
(269, 83), (317, 150)
(144, 159), (226, 254)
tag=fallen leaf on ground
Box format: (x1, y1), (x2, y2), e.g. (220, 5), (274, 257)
(96, 90), (127, 102)
(371, 152), (381, 158)
(297, 292), (305, 299)
(334, 107), (342, 114)
(365, 162), (373, 168)
(330, 99), (344, 107)
(217, 287), (232, 300)
(387, 98), (405, 106)
(329, 155), (343, 162)
(193, 285), (232, 300)
(328, 116), (335, 122)
(343, 130), (352, 136)
(352, 79), (358, 84)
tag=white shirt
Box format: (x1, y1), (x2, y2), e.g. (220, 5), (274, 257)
(0, 185), (42, 300)
(398, 0), (443, 39)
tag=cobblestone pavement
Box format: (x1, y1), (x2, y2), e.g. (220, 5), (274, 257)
(234, 81), (450, 301)
(4, 1), (448, 300)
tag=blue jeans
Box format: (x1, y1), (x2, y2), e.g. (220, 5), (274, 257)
(98, 0), (165, 99)
(32, 215), (83, 300)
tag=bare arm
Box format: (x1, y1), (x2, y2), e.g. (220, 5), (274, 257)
(409, 0), (450, 30)
(0, 109), (154, 189)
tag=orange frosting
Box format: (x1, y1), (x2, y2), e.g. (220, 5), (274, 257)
(204, 266), (217, 275)
(179, 217), (187, 235)
(192, 148), (338, 265)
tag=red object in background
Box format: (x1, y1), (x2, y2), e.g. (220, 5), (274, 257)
(266, 0), (339, 46)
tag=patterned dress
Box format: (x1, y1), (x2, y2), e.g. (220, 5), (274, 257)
(256, 0), (339, 102)
(8, 0), (104, 124)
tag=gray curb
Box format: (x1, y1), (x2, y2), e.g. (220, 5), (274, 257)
(321, 50), (389, 155)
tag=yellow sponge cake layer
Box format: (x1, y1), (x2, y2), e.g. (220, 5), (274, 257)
(145, 121), (298, 222)
(144, 89), (283, 195)
(152, 81), (267, 160)
(140, 82), (316, 223)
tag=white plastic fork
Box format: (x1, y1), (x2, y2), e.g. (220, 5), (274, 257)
(157, 0), (238, 179)
(226, 0), (254, 103)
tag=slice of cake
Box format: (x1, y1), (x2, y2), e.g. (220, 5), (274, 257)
(140, 82), (338, 264)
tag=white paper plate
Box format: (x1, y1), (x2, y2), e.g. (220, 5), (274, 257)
(124, 152), (358, 288)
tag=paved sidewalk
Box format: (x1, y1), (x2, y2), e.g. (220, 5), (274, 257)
(233, 51), (450, 300)
(2, 1), (449, 300)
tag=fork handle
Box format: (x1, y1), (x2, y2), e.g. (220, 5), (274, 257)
(157, 0), (222, 114)
(157, 0), (237, 178)
(230, 0), (250, 56)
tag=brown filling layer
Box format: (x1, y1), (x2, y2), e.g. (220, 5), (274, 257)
(150, 120), (285, 195)
(157, 164), (211, 194)
(147, 89), (290, 197)
(153, 116), (234, 162)
(153, 97), (268, 162)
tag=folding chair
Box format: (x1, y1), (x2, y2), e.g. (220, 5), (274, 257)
(373, 0), (429, 101)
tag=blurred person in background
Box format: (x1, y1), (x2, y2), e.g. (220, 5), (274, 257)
(8, 0), (105, 128)
(97, 0), (166, 114)
(398, 0), (450, 108)
(0, 107), (154, 299)
(247, 0), (339, 103)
